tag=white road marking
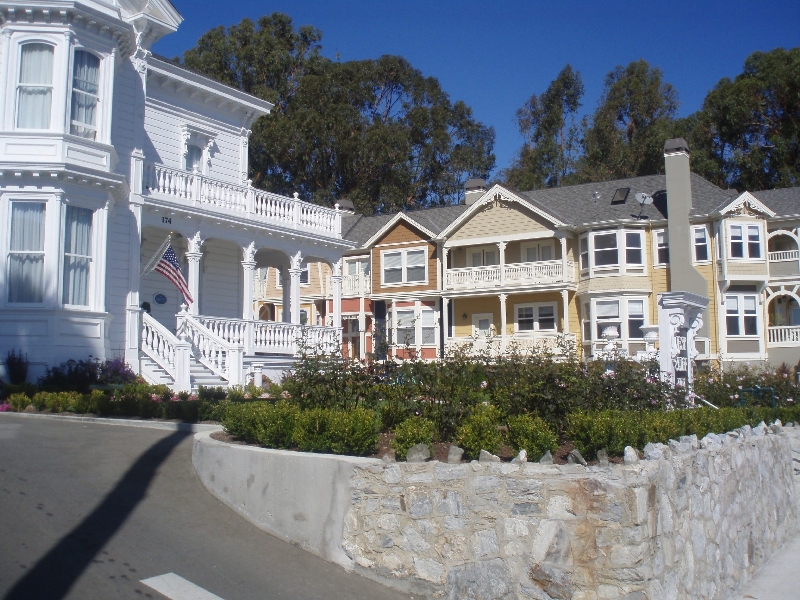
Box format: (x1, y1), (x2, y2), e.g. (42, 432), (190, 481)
(140, 573), (225, 600)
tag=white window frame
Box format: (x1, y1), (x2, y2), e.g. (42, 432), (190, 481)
(467, 245), (499, 267)
(345, 257), (370, 276)
(520, 240), (555, 263)
(727, 221), (764, 261)
(653, 229), (669, 267)
(276, 263), (310, 287)
(624, 231), (644, 274)
(583, 229), (647, 276)
(380, 246), (428, 286)
(592, 231), (619, 272)
(579, 235), (589, 271)
(693, 225), (711, 263)
(419, 306), (437, 346)
(725, 293), (759, 337)
(587, 296), (649, 344)
(6, 200), (47, 305)
(69, 49), (101, 141)
(15, 41), (56, 131)
(61, 205), (94, 308)
(514, 302), (558, 333)
(472, 312), (494, 337)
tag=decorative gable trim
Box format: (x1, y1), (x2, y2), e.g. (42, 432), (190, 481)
(437, 184), (566, 241)
(363, 213), (436, 248)
(718, 191), (776, 218)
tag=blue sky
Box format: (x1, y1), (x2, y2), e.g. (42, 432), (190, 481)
(155, 0), (800, 177)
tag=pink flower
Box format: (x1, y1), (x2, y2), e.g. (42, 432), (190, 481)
(0, 403), (10, 412)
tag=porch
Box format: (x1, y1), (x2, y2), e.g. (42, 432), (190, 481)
(444, 260), (576, 291)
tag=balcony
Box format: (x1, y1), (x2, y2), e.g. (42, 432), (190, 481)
(142, 162), (342, 239)
(768, 250), (800, 279)
(768, 325), (800, 347)
(341, 273), (371, 297)
(445, 332), (576, 357)
(444, 260), (575, 292)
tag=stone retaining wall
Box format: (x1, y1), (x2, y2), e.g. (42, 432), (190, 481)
(194, 424), (799, 600)
(342, 424), (798, 599)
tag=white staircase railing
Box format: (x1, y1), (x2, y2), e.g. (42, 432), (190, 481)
(178, 311), (243, 385)
(195, 315), (341, 355)
(141, 312), (179, 378)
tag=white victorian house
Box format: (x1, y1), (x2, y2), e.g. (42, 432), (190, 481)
(0, 0), (351, 390)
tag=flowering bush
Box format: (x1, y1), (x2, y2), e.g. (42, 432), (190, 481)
(0, 402), (11, 412)
(39, 355), (137, 392)
(694, 362), (798, 408)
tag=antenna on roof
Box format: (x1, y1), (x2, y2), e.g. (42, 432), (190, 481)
(634, 192), (653, 219)
(592, 191), (601, 204)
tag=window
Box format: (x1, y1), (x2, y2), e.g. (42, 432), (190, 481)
(8, 202), (46, 303)
(522, 241), (554, 262)
(381, 247), (426, 285)
(625, 232), (643, 265)
(655, 230), (669, 265)
(300, 309), (308, 326)
(420, 308), (436, 345)
(70, 51), (100, 139)
(62, 206), (93, 306)
(729, 224), (762, 259)
(747, 225), (761, 258)
(726, 295), (758, 336)
(579, 236), (589, 270)
(730, 225), (744, 258)
(346, 257), (370, 276)
(473, 313), (493, 337)
(694, 227), (709, 262)
(595, 300), (620, 339)
(469, 246), (498, 267)
(517, 306), (534, 331)
(515, 303), (556, 332)
(396, 309), (415, 345)
(537, 305), (556, 330)
(17, 43), (54, 129)
(186, 145), (203, 172)
(300, 263), (309, 285)
(627, 299), (644, 338)
(593, 233), (618, 266)
(582, 302), (591, 341)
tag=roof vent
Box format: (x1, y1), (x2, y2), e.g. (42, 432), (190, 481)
(464, 178), (487, 206)
(610, 188), (630, 205)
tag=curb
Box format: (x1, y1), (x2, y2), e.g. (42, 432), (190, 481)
(0, 411), (222, 433)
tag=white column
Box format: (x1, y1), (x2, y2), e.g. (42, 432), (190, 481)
(560, 236), (569, 281)
(561, 289), (570, 334)
(497, 241), (506, 286)
(391, 299), (398, 358)
(359, 296), (367, 361)
(186, 252), (202, 315)
(441, 297), (450, 357)
(442, 247), (450, 291)
(281, 269), (291, 322)
(332, 260), (343, 340)
(289, 269), (302, 324)
(125, 199), (143, 370)
(499, 293), (507, 352)
(241, 242), (257, 320)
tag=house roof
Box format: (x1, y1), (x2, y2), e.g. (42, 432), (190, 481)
(341, 204), (469, 248)
(517, 173), (734, 227)
(751, 187), (800, 218)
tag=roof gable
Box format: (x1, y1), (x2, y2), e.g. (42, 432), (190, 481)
(716, 191), (776, 218)
(364, 213), (435, 248)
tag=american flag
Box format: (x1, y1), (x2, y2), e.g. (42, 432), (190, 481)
(154, 245), (193, 304)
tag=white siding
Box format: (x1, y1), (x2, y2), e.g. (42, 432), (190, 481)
(106, 206), (132, 352)
(110, 61), (139, 179)
(199, 239), (242, 318)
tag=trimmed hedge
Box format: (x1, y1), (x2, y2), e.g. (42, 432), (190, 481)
(456, 404), (503, 460)
(391, 416), (436, 461)
(567, 406), (800, 459)
(507, 414), (559, 461)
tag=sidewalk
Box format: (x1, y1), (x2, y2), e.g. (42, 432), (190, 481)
(737, 534), (800, 599)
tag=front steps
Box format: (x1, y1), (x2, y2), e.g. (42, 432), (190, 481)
(139, 352), (228, 391)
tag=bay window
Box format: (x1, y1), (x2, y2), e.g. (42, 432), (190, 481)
(8, 202), (46, 303)
(729, 224), (762, 259)
(595, 300), (620, 338)
(579, 236), (589, 270)
(726, 294), (758, 336)
(627, 299), (644, 338)
(17, 43), (54, 129)
(62, 206), (93, 306)
(70, 50), (100, 140)
(381, 247), (426, 285)
(655, 230), (669, 265)
(625, 232), (643, 265)
(593, 233), (618, 266)
(694, 227), (709, 262)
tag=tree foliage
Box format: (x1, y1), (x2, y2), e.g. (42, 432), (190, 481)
(502, 65), (584, 190)
(182, 14), (495, 213)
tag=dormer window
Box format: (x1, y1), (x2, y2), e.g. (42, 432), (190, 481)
(729, 223), (762, 259)
(17, 43), (54, 129)
(181, 124), (216, 175)
(70, 51), (100, 140)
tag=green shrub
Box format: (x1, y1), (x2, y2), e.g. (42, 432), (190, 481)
(31, 392), (50, 411)
(506, 414), (558, 461)
(293, 407), (378, 456)
(391, 416), (436, 461)
(198, 399), (229, 422)
(456, 404), (503, 460)
(71, 393), (94, 414)
(223, 401), (271, 443)
(8, 393), (30, 412)
(198, 386), (227, 402)
(90, 389), (113, 415)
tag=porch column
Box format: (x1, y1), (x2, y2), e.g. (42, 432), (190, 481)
(441, 297), (450, 358)
(186, 232), (204, 316)
(359, 297), (367, 360)
(289, 251), (303, 324)
(125, 197), (143, 370)
(499, 293), (507, 352)
(391, 299), (397, 358)
(241, 242), (257, 320)
(331, 259), (343, 332)
(497, 241), (506, 286)
(560, 236), (568, 281)
(441, 244), (448, 291)
(561, 289), (570, 333)
(281, 269), (291, 322)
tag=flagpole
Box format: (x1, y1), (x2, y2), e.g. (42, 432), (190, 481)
(140, 234), (172, 278)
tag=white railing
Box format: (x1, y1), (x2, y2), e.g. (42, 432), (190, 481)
(195, 314), (341, 355)
(178, 313), (236, 381)
(445, 260), (574, 290)
(325, 273), (371, 297)
(445, 333), (575, 357)
(254, 278), (269, 301)
(768, 325), (800, 346)
(141, 312), (179, 377)
(143, 162), (341, 237)
(768, 250), (799, 262)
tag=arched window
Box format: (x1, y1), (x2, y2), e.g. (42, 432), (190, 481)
(17, 43), (54, 129)
(71, 50), (100, 140)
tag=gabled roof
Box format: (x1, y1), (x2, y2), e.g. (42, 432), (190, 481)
(341, 204), (469, 248)
(714, 191), (776, 218)
(518, 173), (733, 226)
(437, 184), (567, 239)
(751, 187), (800, 218)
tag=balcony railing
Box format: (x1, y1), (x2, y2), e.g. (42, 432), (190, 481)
(142, 162), (341, 238)
(768, 325), (800, 346)
(768, 250), (799, 262)
(444, 260), (575, 291)
(445, 332), (575, 356)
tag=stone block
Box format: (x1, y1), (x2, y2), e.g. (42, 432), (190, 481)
(474, 475), (503, 494)
(530, 563), (575, 600)
(624, 447), (640, 464)
(479, 449), (502, 462)
(448, 445), (465, 463)
(435, 462), (468, 481)
(471, 529), (500, 557)
(503, 517), (530, 538)
(406, 443), (431, 463)
(413, 557), (445, 584)
(382, 464), (402, 484)
(407, 490), (433, 518)
(439, 489), (466, 516)
(506, 478), (544, 501)
(447, 559), (513, 600)
(377, 514), (399, 531)
(401, 524), (430, 553)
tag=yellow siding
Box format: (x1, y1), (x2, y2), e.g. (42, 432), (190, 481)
(449, 201), (554, 241)
(453, 296), (500, 337)
(372, 221), (439, 295)
(576, 276), (651, 295)
(726, 261), (769, 277)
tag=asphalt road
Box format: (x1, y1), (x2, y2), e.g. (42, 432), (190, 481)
(0, 414), (411, 600)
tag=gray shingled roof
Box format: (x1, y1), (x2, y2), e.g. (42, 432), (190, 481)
(518, 173), (734, 227)
(752, 187), (800, 217)
(341, 204), (469, 247)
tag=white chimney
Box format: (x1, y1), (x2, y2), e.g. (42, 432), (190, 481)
(464, 178), (487, 205)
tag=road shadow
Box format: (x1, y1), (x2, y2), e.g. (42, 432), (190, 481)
(3, 429), (191, 600)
